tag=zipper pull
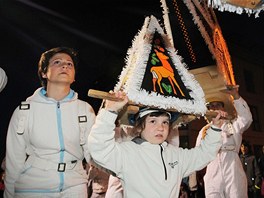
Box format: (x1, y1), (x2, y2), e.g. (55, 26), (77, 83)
(160, 144), (164, 151)
(57, 102), (60, 108)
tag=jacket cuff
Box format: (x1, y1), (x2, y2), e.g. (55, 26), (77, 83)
(98, 108), (118, 123)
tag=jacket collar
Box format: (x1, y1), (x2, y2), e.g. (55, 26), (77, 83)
(132, 136), (168, 147)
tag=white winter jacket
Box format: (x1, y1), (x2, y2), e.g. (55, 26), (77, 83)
(4, 88), (95, 197)
(195, 97), (253, 198)
(88, 109), (222, 198)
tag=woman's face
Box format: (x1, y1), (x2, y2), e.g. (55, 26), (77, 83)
(207, 101), (224, 111)
(240, 144), (248, 155)
(43, 53), (75, 87)
(141, 115), (170, 144)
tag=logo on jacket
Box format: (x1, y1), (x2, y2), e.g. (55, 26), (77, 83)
(168, 161), (178, 168)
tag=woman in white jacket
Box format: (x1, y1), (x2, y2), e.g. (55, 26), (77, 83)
(88, 91), (226, 198)
(194, 87), (253, 198)
(4, 47), (95, 198)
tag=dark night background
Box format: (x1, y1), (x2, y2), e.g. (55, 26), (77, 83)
(0, 0), (263, 162)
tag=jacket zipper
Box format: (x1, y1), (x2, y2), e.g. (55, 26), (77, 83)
(160, 144), (167, 180)
(57, 101), (64, 192)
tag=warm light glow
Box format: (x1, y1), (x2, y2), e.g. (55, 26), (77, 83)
(213, 27), (236, 85)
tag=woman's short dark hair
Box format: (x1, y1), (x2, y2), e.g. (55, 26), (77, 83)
(241, 140), (252, 154)
(38, 47), (78, 89)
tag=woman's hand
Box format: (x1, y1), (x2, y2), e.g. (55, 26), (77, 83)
(212, 110), (228, 128)
(223, 85), (240, 100)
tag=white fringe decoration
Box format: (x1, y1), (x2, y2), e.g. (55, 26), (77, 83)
(208, 0), (264, 17)
(183, 0), (217, 59)
(160, 0), (175, 47)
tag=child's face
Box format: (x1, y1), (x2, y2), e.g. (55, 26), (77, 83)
(141, 115), (170, 144)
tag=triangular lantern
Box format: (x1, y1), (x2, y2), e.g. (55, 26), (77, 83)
(114, 16), (207, 115)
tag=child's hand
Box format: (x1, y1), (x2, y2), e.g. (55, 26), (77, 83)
(104, 91), (128, 113)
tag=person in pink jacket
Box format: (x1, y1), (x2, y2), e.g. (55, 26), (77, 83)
(194, 87), (253, 198)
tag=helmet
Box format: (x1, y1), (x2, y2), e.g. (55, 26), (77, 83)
(0, 67), (8, 92)
(128, 107), (180, 125)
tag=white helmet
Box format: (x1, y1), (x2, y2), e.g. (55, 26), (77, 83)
(0, 67), (8, 92)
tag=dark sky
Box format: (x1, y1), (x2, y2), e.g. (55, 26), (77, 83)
(0, 0), (263, 161)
